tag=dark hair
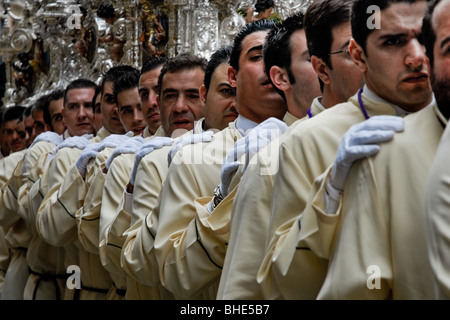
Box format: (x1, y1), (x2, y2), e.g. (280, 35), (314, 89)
(305, 0), (353, 69)
(23, 104), (32, 118)
(2, 105), (26, 125)
(92, 85), (102, 108)
(204, 45), (232, 91)
(43, 88), (64, 129)
(64, 78), (97, 106)
(263, 12), (305, 102)
(31, 93), (50, 116)
(351, 0), (423, 54)
(230, 19), (278, 72)
(422, 0), (441, 68)
(101, 65), (137, 95)
(157, 53), (207, 96)
(113, 67), (140, 103)
(97, 3), (115, 20)
(141, 56), (167, 75)
(255, 0), (274, 12)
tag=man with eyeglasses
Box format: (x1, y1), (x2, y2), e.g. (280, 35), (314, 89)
(257, 0), (434, 299)
(314, 0), (449, 299)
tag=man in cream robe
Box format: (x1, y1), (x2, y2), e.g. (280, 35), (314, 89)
(105, 49), (236, 300)
(34, 74), (125, 300)
(36, 67), (146, 300)
(257, 0), (434, 299)
(419, 0), (450, 299)
(152, 19), (287, 300)
(216, 1), (364, 299)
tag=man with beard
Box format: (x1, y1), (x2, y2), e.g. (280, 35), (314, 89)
(422, 0), (450, 300)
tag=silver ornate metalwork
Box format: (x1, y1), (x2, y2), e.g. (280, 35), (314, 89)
(0, 0), (312, 107)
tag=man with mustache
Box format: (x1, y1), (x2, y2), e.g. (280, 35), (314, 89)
(216, 0), (364, 300)
(145, 19), (286, 300)
(116, 47), (236, 299)
(257, 0), (435, 299)
(419, 0), (450, 299)
(78, 54), (205, 300)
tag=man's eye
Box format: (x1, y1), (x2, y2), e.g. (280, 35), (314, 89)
(164, 94), (177, 100)
(221, 88), (234, 95)
(105, 96), (115, 104)
(250, 55), (263, 61)
(384, 38), (406, 47)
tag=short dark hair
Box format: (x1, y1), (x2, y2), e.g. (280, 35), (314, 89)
(2, 105), (25, 125)
(113, 67), (140, 103)
(204, 45), (232, 91)
(23, 104), (32, 118)
(31, 93), (50, 117)
(230, 19), (278, 72)
(263, 12), (305, 102)
(92, 85), (102, 108)
(157, 53), (207, 96)
(422, 0), (441, 68)
(43, 88), (64, 129)
(64, 78), (97, 106)
(305, 0), (353, 69)
(351, 0), (424, 55)
(141, 56), (167, 76)
(100, 65), (137, 95)
(255, 0), (274, 12)
(97, 3), (115, 20)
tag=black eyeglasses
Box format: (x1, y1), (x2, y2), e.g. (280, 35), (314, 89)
(328, 49), (351, 59)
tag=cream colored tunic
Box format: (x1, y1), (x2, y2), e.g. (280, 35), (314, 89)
(118, 122), (202, 299)
(215, 105), (324, 300)
(75, 126), (163, 299)
(35, 127), (110, 300)
(0, 151), (26, 297)
(423, 113), (450, 299)
(16, 138), (68, 300)
(0, 226), (10, 297)
(0, 149), (28, 300)
(317, 104), (444, 299)
(153, 121), (243, 299)
(257, 91), (405, 299)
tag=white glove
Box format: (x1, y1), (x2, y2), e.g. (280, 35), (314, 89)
(53, 134), (93, 153)
(207, 118), (288, 213)
(105, 136), (146, 170)
(98, 131), (134, 152)
(167, 131), (215, 166)
(129, 137), (174, 186)
(29, 131), (63, 148)
(221, 117), (287, 196)
(75, 142), (101, 178)
(325, 115), (404, 213)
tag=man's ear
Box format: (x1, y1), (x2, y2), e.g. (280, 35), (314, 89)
(199, 84), (207, 104)
(269, 66), (290, 92)
(228, 66), (238, 88)
(349, 38), (368, 73)
(311, 55), (331, 86)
